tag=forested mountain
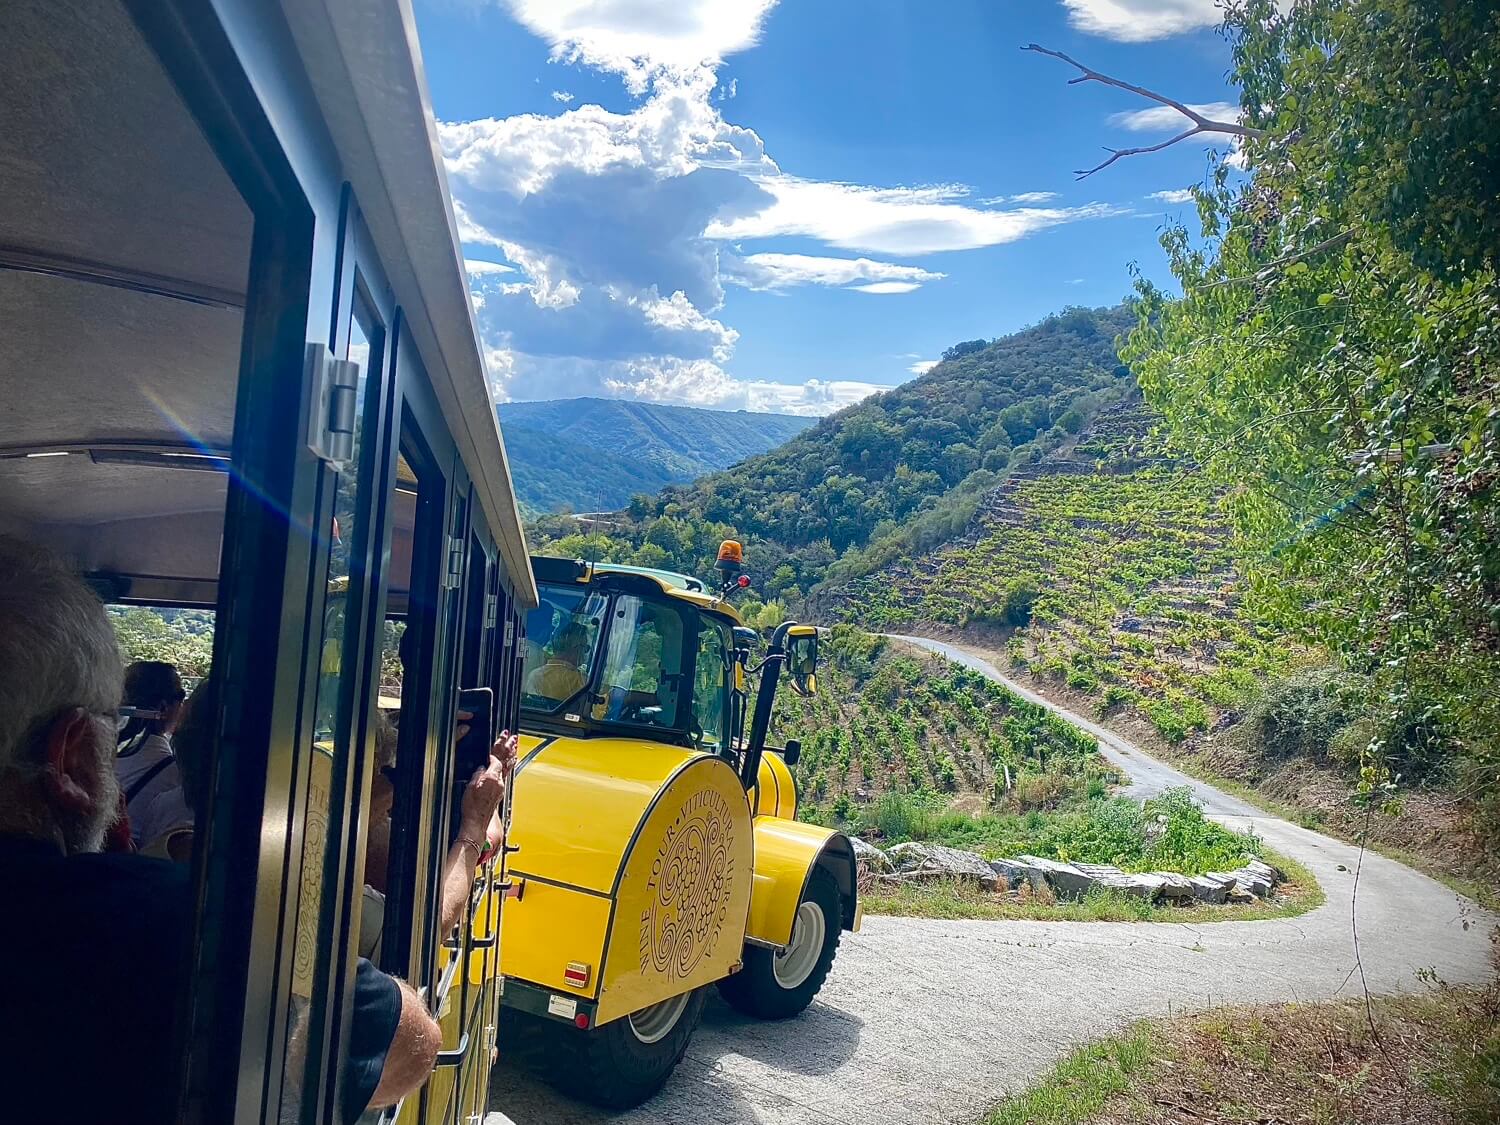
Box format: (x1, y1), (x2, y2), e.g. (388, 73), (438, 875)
(529, 305), (1138, 604)
(497, 398), (812, 512)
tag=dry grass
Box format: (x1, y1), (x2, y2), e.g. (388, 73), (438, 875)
(983, 966), (1500, 1125)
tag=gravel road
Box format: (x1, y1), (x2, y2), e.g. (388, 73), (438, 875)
(487, 635), (1495, 1125)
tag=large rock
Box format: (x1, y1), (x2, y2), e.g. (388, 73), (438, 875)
(1226, 866), (1274, 899)
(1243, 858), (1285, 885)
(989, 858), (1033, 891)
(1016, 855), (1094, 900)
(849, 836), (893, 875)
(1188, 875), (1231, 904)
(887, 842), (999, 890)
(1151, 872), (1197, 902)
(1093, 871), (1168, 901)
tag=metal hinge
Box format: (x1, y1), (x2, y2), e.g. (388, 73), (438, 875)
(484, 593), (498, 629)
(444, 536), (464, 590)
(303, 343), (361, 469)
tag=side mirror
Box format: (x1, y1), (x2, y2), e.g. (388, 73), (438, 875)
(782, 738), (802, 766)
(785, 626), (818, 697)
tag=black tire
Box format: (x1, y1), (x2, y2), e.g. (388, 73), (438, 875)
(548, 986), (707, 1110)
(717, 866), (842, 1020)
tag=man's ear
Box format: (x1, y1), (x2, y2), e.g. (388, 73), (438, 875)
(41, 707), (103, 816)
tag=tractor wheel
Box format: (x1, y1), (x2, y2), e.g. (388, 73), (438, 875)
(717, 866), (841, 1019)
(550, 986), (707, 1109)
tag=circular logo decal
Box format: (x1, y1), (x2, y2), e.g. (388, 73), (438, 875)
(640, 787), (736, 980)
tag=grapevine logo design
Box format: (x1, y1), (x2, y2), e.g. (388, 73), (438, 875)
(640, 787), (736, 979)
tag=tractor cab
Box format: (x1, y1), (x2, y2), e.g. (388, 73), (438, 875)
(498, 549), (857, 1110)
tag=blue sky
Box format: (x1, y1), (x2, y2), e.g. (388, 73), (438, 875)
(414, 0), (1241, 414)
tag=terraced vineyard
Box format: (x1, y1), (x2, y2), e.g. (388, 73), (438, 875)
(770, 628), (1110, 817)
(826, 399), (1295, 744)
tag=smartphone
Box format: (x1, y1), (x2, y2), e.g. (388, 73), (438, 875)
(451, 687), (494, 843)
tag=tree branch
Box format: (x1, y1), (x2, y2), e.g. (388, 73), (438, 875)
(1199, 229), (1357, 288)
(1080, 126), (1211, 177)
(1023, 43), (1264, 179)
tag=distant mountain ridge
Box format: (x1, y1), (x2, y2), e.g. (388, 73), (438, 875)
(497, 398), (814, 513)
(525, 305), (1140, 606)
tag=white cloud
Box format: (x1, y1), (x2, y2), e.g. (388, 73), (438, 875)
(499, 0), (779, 91)
(979, 190), (1059, 205)
(1149, 188), (1196, 203)
(1065, 277), (1086, 285)
(551, 90), (575, 103)
(722, 252), (944, 292)
(464, 258), (516, 275)
(908, 359), (939, 375)
(707, 177), (1125, 255)
(1110, 102), (1241, 134)
(716, 77), (739, 102)
(445, 8), (1125, 413)
(852, 281), (921, 294)
(486, 345), (885, 416)
(1061, 0), (1224, 42)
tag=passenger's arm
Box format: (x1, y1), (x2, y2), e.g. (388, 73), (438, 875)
(437, 731), (518, 935)
(366, 979), (441, 1109)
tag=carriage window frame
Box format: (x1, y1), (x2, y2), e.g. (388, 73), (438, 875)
(277, 279), (389, 1123)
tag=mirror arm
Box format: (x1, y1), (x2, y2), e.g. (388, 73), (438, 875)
(741, 621), (793, 790)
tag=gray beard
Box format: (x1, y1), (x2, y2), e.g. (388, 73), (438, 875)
(65, 719), (123, 854)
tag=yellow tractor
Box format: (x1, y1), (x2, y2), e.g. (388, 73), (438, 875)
(498, 545), (860, 1107)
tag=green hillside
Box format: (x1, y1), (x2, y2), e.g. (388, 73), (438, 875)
(528, 305), (1138, 604)
(497, 398), (812, 512)
(772, 627), (1109, 813)
(827, 397), (1292, 745)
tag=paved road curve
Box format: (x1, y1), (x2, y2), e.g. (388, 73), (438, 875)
(487, 635), (1494, 1125)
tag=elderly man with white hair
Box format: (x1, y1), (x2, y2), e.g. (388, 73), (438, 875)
(0, 534), (506, 1123)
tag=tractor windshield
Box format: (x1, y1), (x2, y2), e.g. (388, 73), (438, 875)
(520, 584), (607, 713)
(593, 595), (687, 732)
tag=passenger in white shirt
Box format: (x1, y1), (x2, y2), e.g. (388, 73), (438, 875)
(113, 661), (186, 846)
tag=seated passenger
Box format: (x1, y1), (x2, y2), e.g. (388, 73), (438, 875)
(360, 707), (516, 963)
(136, 677), (213, 862)
(0, 535), (509, 1122)
(523, 623), (590, 702)
(113, 659), (186, 845)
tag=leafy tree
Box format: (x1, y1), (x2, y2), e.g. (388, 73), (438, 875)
(1086, 1), (1500, 825)
(110, 607), (215, 680)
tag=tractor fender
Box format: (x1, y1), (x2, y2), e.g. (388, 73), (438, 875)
(745, 817), (859, 949)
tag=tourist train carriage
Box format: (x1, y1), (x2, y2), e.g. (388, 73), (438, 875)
(0, 1), (532, 1121)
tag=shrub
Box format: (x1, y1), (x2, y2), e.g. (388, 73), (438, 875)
(1013, 769), (1074, 810)
(1066, 667), (1100, 692)
(870, 791), (936, 842)
(1242, 667), (1366, 762)
(1140, 787), (1261, 873)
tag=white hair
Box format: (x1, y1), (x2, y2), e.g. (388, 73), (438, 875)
(0, 534), (123, 775)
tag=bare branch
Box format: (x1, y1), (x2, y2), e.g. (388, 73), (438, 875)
(1078, 126), (1210, 178)
(1024, 43), (1263, 178)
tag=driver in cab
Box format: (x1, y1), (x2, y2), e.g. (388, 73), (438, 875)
(523, 622), (590, 703)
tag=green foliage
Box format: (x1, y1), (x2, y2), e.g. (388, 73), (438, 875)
(1125, 0), (1499, 830)
(839, 785), (1259, 877)
(772, 629), (1107, 813)
(109, 607), (214, 681)
(835, 404), (1294, 741)
(1241, 666), (1366, 763)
